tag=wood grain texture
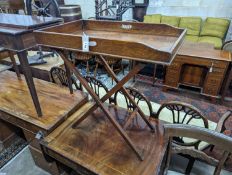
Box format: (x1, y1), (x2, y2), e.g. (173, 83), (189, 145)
(165, 42), (231, 98)
(35, 20), (186, 65)
(42, 103), (167, 175)
(0, 71), (88, 132)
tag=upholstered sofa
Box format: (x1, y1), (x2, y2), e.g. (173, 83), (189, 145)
(144, 14), (230, 49)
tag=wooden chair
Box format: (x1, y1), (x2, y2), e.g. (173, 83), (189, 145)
(113, 87), (156, 123)
(156, 101), (209, 174)
(94, 55), (124, 84)
(50, 66), (82, 90)
(72, 52), (93, 75)
(163, 124), (232, 175)
(84, 75), (114, 104)
(221, 41), (232, 102)
(210, 111), (232, 151)
(0, 48), (21, 79)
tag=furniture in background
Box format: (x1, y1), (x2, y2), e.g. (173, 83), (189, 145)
(0, 14), (62, 117)
(0, 48), (21, 78)
(85, 75), (109, 98)
(94, 55), (124, 83)
(221, 40), (232, 102)
(0, 0), (25, 13)
(1, 51), (64, 82)
(50, 66), (82, 91)
(144, 14), (230, 49)
(114, 86), (156, 119)
(164, 42), (231, 101)
(163, 124), (232, 175)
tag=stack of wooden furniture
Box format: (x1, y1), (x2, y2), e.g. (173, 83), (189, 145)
(0, 13), (232, 175)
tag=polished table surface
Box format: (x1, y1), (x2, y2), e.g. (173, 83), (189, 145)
(0, 14), (63, 117)
(0, 71), (88, 132)
(178, 42), (231, 61)
(42, 102), (167, 175)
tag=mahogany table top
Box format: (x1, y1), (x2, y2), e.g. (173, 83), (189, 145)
(178, 42), (231, 61)
(42, 103), (167, 175)
(35, 20), (186, 64)
(0, 14), (62, 35)
(0, 71), (88, 132)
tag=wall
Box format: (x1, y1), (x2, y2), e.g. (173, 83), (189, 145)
(65, 0), (232, 20)
(64, 0), (132, 20)
(147, 0), (232, 19)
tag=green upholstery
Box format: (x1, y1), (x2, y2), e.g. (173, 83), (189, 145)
(179, 17), (202, 36)
(143, 14), (230, 49)
(198, 36), (223, 49)
(161, 15), (180, 27)
(185, 35), (199, 42)
(200, 17), (230, 39)
(143, 14), (161, 24)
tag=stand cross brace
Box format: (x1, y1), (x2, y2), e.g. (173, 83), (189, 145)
(58, 50), (144, 160)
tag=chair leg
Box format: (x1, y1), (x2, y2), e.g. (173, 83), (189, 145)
(132, 61), (136, 82)
(122, 62), (125, 75)
(153, 64), (157, 86)
(86, 61), (89, 75)
(185, 157), (195, 174)
(9, 51), (21, 79)
(111, 64), (114, 85)
(94, 62), (98, 77)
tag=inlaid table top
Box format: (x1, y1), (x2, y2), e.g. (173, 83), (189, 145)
(42, 103), (167, 175)
(0, 71), (88, 132)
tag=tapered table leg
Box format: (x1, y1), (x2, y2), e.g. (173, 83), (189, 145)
(17, 51), (42, 117)
(8, 51), (21, 80)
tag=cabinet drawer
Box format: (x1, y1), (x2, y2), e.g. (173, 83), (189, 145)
(176, 55), (229, 69)
(203, 87), (219, 96)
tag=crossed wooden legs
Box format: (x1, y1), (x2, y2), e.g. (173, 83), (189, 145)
(58, 50), (155, 161)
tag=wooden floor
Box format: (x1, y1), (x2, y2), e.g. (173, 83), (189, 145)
(42, 103), (167, 175)
(0, 71), (88, 132)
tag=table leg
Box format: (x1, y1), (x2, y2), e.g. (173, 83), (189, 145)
(8, 51), (21, 80)
(17, 51), (42, 117)
(64, 62), (74, 94)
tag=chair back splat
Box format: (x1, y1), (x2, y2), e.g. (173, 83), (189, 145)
(163, 124), (232, 175)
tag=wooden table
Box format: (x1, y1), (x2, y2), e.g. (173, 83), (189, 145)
(0, 14), (62, 117)
(41, 103), (167, 175)
(35, 20), (185, 161)
(1, 51), (64, 82)
(0, 71), (88, 174)
(164, 42), (231, 100)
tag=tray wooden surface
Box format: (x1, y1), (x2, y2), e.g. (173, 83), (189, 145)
(0, 71), (88, 132)
(35, 20), (186, 64)
(42, 102), (167, 175)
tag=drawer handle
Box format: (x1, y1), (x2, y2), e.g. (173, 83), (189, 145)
(209, 63), (214, 73)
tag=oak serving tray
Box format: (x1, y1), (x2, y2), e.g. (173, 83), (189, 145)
(35, 20), (186, 65)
